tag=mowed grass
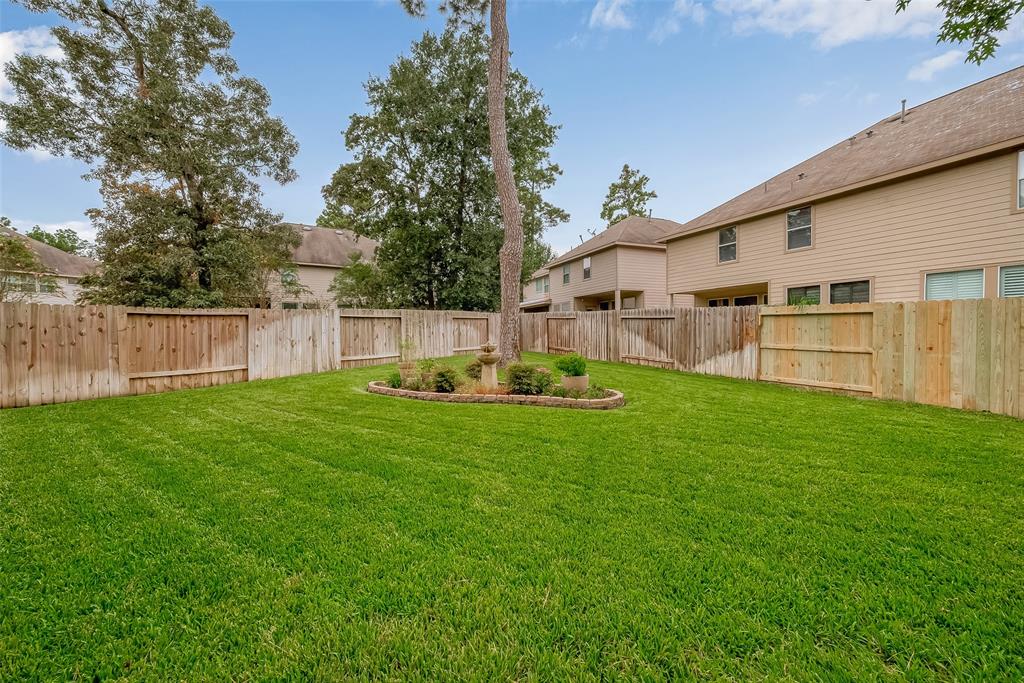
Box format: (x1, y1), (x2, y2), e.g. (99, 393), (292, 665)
(2, 353), (1023, 680)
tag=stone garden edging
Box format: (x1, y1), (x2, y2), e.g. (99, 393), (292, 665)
(367, 381), (624, 410)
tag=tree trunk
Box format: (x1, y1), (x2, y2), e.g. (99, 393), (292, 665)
(487, 0), (523, 365)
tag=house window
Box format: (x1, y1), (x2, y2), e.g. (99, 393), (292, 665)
(282, 301), (299, 309)
(582, 257), (592, 279)
(787, 285), (820, 305)
(733, 295), (759, 306)
(718, 226), (737, 262)
(562, 264), (570, 284)
(925, 269), (984, 300)
(5, 273), (38, 293)
(1018, 150), (1023, 210)
(622, 296), (637, 309)
(999, 264), (1024, 297)
(707, 298), (729, 307)
(786, 206), (812, 250)
(829, 280), (870, 304)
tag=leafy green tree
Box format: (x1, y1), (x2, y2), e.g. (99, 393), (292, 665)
(319, 27), (566, 312)
(328, 253), (393, 308)
(600, 164), (658, 226)
(1, 0), (299, 307)
(25, 226), (93, 257)
(897, 0), (1024, 63)
(1, 217), (58, 303)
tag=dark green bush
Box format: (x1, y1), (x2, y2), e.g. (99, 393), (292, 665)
(554, 353), (587, 377)
(433, 365), (459, 393)
(505, 364), (553, 395)
(465, 359), (482, 380)
(385, 371), (402, 389)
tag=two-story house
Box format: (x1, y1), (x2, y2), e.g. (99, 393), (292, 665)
(661, 66), (1024, 307)
(521, 216), (681, 312)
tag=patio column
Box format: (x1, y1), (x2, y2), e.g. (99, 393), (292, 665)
(614, 289), (621, 311)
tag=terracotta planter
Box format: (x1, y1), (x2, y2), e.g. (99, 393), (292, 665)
(560, 374), (589, 392)
(398, 361), (417, 381)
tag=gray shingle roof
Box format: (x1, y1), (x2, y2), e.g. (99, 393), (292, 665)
(547, 216), (683, 267)
(1, 227), (98, 278)
(662, 65), (1024, 242)
(287, 224), (378, 267)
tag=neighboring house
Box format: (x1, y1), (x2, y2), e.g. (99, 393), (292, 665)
(0, 227), (98, 305)
(276, 223), (378, 309)
(521, 216), (681, 312)
(661, 66), (1024, 307)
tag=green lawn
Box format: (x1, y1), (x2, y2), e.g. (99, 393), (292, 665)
(2, 354), (1023, 680)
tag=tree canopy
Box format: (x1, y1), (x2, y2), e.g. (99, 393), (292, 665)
(25, 226), (93, 257)
(1, 0), (300, 307)
(319, 27), (565, 311)
(897, 0), (1024, 63)
(600, 164), (657, 226)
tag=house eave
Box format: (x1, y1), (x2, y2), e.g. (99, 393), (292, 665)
(660, 134), (1024, 244)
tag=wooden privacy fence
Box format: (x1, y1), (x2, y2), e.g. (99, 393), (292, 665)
(0, 304), (497, 409)
(523, 300), (1022, 419)
(521, 307), (760, 380)
(761, 300), (1023, 417)
(2, 300), (1021, 418)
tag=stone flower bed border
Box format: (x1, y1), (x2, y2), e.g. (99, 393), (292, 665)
(367, 381), (624, 410)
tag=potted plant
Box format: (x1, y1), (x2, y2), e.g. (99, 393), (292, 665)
(398, 337), (417, 382)
(554, 353), (588, 392)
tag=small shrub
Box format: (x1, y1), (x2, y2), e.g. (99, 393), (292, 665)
(533, 367), (554, 395)
(385, 371), (402, 389)
(505, 363), (553, 395)
(554, 353), (587, 377)
(402, 376), (423, 392)
(465, 359), (483, 380)
(433, 365), (459, 393)
(417, 358), (437, 373)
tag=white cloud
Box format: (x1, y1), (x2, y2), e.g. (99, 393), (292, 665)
(907, 49), (965, 81)
(1, 26), (62, 102)
(10, 219), (96, 243)
(797, 92), (822, 106)
(590, 0), (633, 30)
(1, 26), (62, 162)
(710, 0), (943, 49)
(650, 0), (708, 44)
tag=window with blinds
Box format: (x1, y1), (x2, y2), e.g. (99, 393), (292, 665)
(786, 207), (812, 250)
(1000, 264), (1024, 298)
(925, 269), (984, 300)
(829, 280), (870, 304)
(786, 285), (820, 305)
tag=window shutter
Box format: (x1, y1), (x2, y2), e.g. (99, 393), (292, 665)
(1001, 265), (1024, 297)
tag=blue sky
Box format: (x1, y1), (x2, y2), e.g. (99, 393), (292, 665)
(2, 0), (1022, 254)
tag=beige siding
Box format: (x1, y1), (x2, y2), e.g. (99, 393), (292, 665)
(666, 151), (1024, 304)
(271, 264), (341, 308)
(615, 246), (669, 307)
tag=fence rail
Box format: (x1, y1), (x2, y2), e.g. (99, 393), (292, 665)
(2, 300), (1021, 419)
